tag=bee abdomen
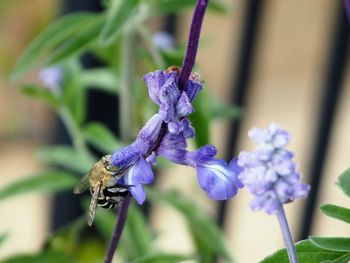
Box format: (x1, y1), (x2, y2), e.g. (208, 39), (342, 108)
(93, 185), (129, 209)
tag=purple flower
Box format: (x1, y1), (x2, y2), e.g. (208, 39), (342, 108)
(153, 31), (175, 51)
(39, 66), (62, 94)
(238, 123), (310, 214)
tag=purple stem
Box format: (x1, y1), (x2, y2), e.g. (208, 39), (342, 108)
(344, 0), (350, 24)
(178, 0), (208, 91)
(276, 202), (299, 263)
(104, 195), (132, 263)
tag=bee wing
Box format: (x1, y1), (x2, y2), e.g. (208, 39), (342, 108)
(87, 183), (101, 226)
(73, 173), (90, 194)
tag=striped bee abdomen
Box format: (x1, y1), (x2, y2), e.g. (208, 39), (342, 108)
(91, 185), (129, 209)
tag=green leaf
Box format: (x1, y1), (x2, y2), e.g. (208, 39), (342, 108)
(20, 85), (60, 108)
(206, 93), (242, 120)
(99, 0), (139, 45)
(320, 204), (350, 224)
(36, 146), (94, 174)
(130, 254), (193, 263)
(336, 167), (350, 198)
(261, 240), (345, 263)
(331, 253), (350, 263)
(123, 204), (154, 258)
(80, 69), (120, 95)
(11, 13), (97, 80)
(0, 232), (9, 247)
(1, 251), (71, 263)
(190, 91), (210, 147)
(82, 123), (122, 153)
(0, 170), (77, 201)
(147, 189), (233, 262)
(149, 0), (229, 15)
(47, 15), (105, 65)
(309, 237), (350, 252)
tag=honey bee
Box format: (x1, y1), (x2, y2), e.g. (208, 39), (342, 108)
(73, 155), (129, 226)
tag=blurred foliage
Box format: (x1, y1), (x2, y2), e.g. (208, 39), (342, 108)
(1, 0), (240, 262)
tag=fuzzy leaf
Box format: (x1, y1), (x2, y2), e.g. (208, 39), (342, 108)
(1, 251), (71, 263)
(0, 171), (77, 201)
(99, 0), (139, 45)
(336, 167), (350, 198)
(129, 254), (193, 263)
(11, 13), (97, 80)
(149, 0), (228, 14)
(36, 146), (94, 174)
(0, 232), (8, 247)
(309, 237), (350, 252)
(190, 91), (210, 147)
(20, 85), (60, 108)
(47, 15), (105, 65)
(320, 204), (350, 224)
(82, 123), (122, 153)
(147, 189), (233, 262)
(261, 240), (345, 263)
(80, 69), (120, 95)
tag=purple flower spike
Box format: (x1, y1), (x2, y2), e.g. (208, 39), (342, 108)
(238, 123), (310, 214)
(124, 157), (154, 204)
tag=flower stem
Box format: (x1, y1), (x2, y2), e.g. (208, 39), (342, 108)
(276, 203), (299, 263)
(104, 195), (132, 263)
(120, 30), (134, 142)
(178, 0), (208, 91)
(344, 0), (350, 24)
(59, 107), (95, 163)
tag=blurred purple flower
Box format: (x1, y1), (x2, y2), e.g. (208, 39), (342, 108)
(238, 123), (310, 214)
(153, 31), (175, 50)
(39, 66), (62, 94)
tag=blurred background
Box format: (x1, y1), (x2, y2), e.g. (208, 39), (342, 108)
(0, 0), (349, 262)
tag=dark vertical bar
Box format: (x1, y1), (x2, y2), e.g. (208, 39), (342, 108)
(299, 4), (349, 240)
(217, 0), (265, 227)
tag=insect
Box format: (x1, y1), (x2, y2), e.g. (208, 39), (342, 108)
(73, 155), (129, 226)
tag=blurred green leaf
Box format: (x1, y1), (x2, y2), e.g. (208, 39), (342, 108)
(130, 254), (193, 263)
(331, 253), (350, 263)
(320, 204), (350, 224)
(80, 69), (120, 95)
(147, 189), (233, 262)
(99, 0), (139, 45)
(0, 232), (8, 247)
(260, 240), (345, 263)
(2, 251), (71, 263)
(149, 0), (229, 14)
(309, 237), (350, 252)
(94, 208), (115, 240)
(123, 204), (154, 258)
(190, 91), (210, 147)
(20, 85), (60, 108)
(12, 13), (97, 80)
(336, 167), (350, 198)
(206, 94), (242, 120)
(37, 146), (93, 174)
(47, 15), (105, 65)
(82, 123), (122, 153)
(0, 170), (77, 201)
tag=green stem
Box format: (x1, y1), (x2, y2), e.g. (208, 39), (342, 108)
(120, 31), (134, 142)
(138, 25), (166, 69)
(59, 107), (95, 163)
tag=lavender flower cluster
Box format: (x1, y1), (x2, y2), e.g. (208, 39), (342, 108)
(237, 123), (310, 214)
(112, 68), (243, 204)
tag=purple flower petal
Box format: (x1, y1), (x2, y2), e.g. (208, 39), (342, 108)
(137, 113), (163, 147)
(175, 92), (194, 118)
(124, 157), (155, 204)
(196, 158), (241, 200)
(143, 70), (171, 105)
